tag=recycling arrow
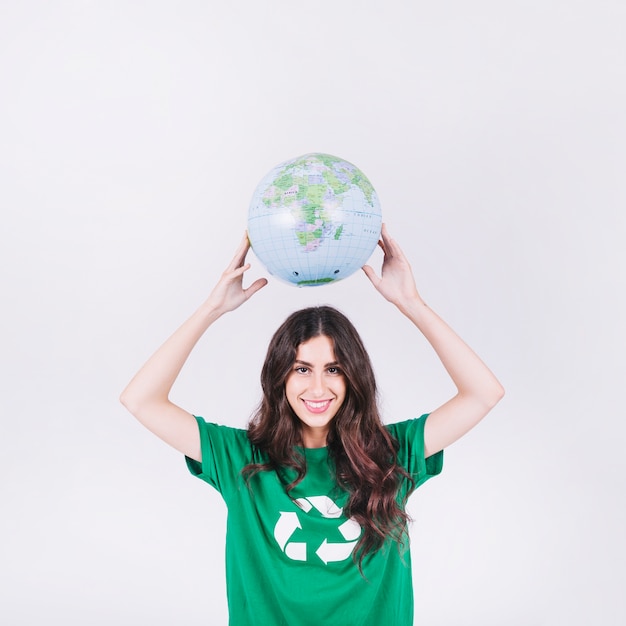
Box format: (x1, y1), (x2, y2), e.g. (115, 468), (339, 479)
(274, 511), (306, 561)
(316, 538), (359, 564)
(338, 517), (361, 541)
(302, 495), (343, 518)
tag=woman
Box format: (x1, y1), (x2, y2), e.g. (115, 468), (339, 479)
(120, 224), (504, 625)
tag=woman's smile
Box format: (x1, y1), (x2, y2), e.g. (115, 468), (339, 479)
(301, 399), (333, 413)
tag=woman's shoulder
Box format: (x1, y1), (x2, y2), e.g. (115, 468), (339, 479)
(385, 414), (429, 440)
(193, 415), (251, 446)
(192, 415), (272, 466)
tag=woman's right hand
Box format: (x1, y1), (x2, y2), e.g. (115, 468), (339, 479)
(120, 233), (267, 462)
(206, 233), (268, 314)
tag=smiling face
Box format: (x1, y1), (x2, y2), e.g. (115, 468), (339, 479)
(285, 334), (346, 448)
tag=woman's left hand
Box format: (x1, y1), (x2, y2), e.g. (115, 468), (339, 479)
(362, 223), (422, 308)
(364, 224), (504, 456)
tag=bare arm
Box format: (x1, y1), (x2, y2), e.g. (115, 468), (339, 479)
(119, 235), (267, 462)
(362, 224), (504, 457)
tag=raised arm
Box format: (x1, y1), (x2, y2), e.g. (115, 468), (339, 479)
(120, 234), (267, 462)
(362, 224), (504, 457)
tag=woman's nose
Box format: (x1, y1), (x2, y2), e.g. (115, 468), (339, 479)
(309, 374), (326, 397)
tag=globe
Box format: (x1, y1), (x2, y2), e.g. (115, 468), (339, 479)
(247, 153), (382, 287)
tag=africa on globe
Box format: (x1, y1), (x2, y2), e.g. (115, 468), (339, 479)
(247, 153), (382, 287)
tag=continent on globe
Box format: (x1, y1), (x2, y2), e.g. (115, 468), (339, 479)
(248, 153), (382, 287)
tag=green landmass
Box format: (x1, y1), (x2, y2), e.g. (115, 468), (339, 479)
(297, 277), (335, 286)
(316, 153), (375, 205)
(273, 173), (294, 190)
(322, 169), (349, 197)
(296, 228), (323, 246)
(350, 172), (375, 204)
(305, 184), (325, 208)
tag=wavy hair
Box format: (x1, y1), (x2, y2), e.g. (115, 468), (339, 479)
(244, 306), (413, 569)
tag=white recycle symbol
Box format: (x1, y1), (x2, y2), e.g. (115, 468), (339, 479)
(273, 495), (362, 564)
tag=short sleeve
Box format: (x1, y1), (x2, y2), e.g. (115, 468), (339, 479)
(387, 414), (444, 496)
(184, 415), (254, 498)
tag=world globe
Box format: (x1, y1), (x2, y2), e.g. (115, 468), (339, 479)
(247, 153), (382, 287)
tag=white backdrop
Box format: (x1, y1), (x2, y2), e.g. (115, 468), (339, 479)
(1, 1), (624, 624)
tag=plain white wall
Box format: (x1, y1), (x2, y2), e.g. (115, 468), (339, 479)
(1, 1), (624, 624)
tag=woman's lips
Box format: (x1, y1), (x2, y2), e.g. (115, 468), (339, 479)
(302, 399), (332, 414)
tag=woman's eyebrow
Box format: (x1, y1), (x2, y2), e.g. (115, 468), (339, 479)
(294, 359), (339, 367)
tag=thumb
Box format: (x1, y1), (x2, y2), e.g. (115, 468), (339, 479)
(244, 277), (268, 300)
(361, 265), (380, 287)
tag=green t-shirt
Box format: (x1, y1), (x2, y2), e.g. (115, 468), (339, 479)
(186, 415), (443, 626)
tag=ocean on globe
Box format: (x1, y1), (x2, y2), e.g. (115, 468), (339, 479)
(247, 153), (382, 287)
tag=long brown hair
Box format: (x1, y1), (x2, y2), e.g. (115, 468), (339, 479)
(244, 306), (413, 567)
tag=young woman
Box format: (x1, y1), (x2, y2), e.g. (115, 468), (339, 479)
(120, 224), (504, 626)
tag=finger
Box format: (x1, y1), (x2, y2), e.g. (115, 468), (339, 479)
(372, 236), (387, 259)
(379, 223), (393, 257)
(229, 262), (251, 279)
(227, 233), (251, 270)
(381, 223), (406, 259)
(238, 231), (252, 259)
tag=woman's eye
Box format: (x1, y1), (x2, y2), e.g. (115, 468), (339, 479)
(327, 367), (341, 375)
(295, 367), (309, 374)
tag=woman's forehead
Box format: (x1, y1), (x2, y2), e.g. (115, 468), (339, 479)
(295, 335), (337, 362)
